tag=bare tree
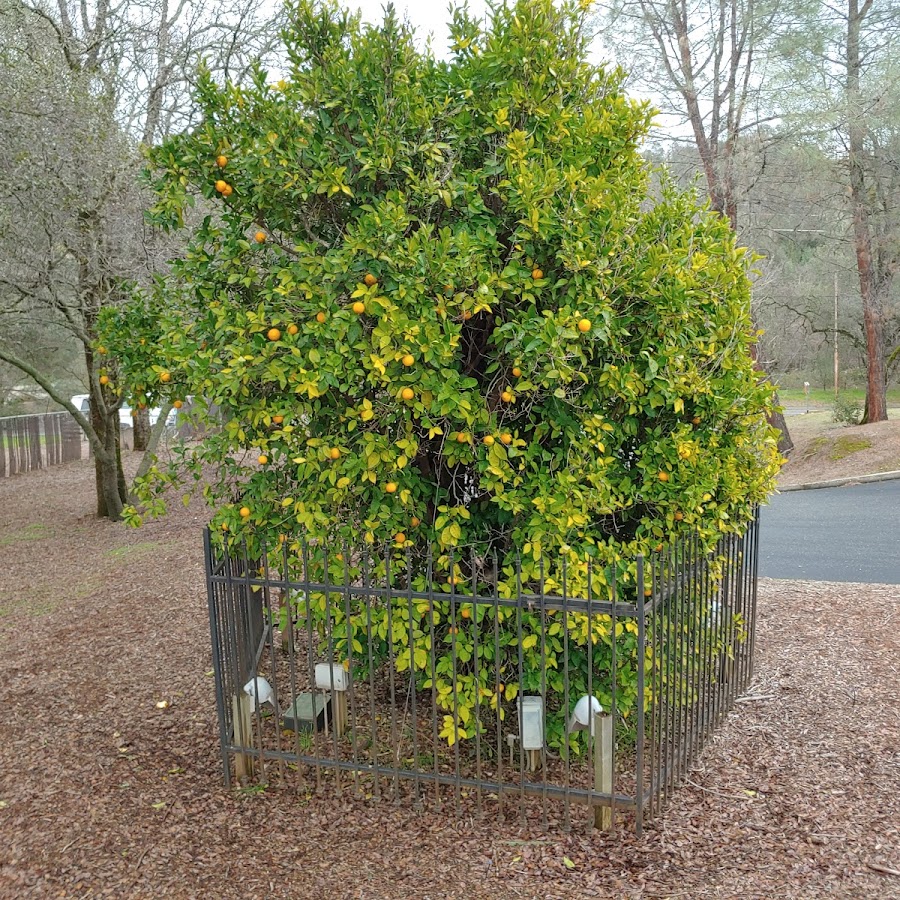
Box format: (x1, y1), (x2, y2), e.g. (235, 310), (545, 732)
(0, 0), (284, 516)
(772, 0), (900, 422)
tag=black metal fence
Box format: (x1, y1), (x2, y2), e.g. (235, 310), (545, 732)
(205, 513), (759, 835)
(0, 412), (85, 477)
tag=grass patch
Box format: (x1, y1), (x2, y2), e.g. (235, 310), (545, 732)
(0, 523), (53, 547)
(105, 541), (160, 560)
(800, 436), (828, 459)
(777, 387), (900, 408)
(830, 436), (872, 460)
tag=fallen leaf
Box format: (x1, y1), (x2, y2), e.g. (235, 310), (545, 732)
(155, 700), (169, 709)
(563, 856), (576, 869)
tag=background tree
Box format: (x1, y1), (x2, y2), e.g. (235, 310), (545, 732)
(0, 0), (284, 517)
(594, 0), (798, 451)
(772, 0), (900, 422)
(121, 0), (782, 746)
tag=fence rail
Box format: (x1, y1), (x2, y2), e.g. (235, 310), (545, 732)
(0, 412), (85, 477)
(205, 513), (759, 835)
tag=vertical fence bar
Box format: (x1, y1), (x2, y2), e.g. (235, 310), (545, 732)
(342, 543), (360, 797)
(241, 539), (267, 784)
(362, 548), (379, 801)
(261, 536), (285, 783)
(449, 551), (461, 813)
(538, 555), (548, 827)
(469, 548), (482, 817)
(493, 553), (503, 822)
(323, 546), (343, 795)
(302, 541), (323, 793)
(585, 560), (593, 833)
(748, 510), (761, 684)
(636, 554), (646, 837)
(407, 549), (422, 810)
(561, 555), (571, 832)
(383, 546), (400, 801)
(204, 529), (232, 787)
(516, 554), (526, 824)
(427, 549), (440, 810)
(282, 537), (304, 790)
(609, 565), (617, 833)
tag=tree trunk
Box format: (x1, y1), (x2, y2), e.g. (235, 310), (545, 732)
(846, 0), (887, 423)
(133, 405), (151, 450)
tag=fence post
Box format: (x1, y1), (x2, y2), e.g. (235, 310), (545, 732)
(231, 692), (254, 780)
(593, 712), (614, 831)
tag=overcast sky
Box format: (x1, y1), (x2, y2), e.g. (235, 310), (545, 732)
(350, 0), (491, 57)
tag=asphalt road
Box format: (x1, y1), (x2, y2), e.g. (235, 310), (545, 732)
(759, 480), (900, 583)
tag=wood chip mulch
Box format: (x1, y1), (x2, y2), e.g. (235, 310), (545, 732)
(1, 459), (898, 899)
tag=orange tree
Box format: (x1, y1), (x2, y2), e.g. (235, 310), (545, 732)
(121, 0), (782, 749)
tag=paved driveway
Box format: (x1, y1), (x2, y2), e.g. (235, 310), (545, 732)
(759, 481), (900, 583)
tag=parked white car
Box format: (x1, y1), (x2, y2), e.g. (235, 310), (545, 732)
(70, 394), (134, 428)
(69, 395), (176, 428)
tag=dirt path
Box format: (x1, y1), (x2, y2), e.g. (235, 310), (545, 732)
(1, 460), (898, 899)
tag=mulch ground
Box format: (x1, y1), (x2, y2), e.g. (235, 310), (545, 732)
(1, 459), (898, 899)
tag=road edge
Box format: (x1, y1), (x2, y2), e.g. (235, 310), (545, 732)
(778, 469), (900, 492)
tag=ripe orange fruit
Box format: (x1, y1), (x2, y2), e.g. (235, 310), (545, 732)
(385, 482), (398, 494)
(329, 447), (340, 460)
(216, 155), (227, 167)
(658, 471), (669, 482)
(456, 431), (468, 443)
(279, 534), (287, 544)
(483, 435), (495, 446)
(394, 532), (406, 544)
(316, 311), (326, 324)
(272, 415), (284, 425)
(257, 454), (268, 465)
(239, 506), (251, 518)
(512, 366), (522, 377)
(401, 387), (414, 401)
(674, 511), (684, 521)
(214, 179), (228, 193)
(449, 626), (459, 635)
(268, 328), (282, 341)
(644, 587), (653, 597)
(160, 371), (171, 383)
(173, 400), (183, 409)
(532, 268), (543, 280)
(411, 517), (421, 528)
(461, 607), (471, 619)
(577, 319), (591, 333)
(99, 375), (109, 386)
(402, 354), (415, 367)
(352, 301), (366, 314)
(287, 324), (299, 335)
(655, 543), (664, 552)
(254, 231), (266, 244)
(498, 683), (505, 693)
(221, 522), (229, 532)
(692, 416), (701, 425)
(364, 273), (377, 287)
(221, 185), (233, 197)
(500, 433), (512, 445)
(97, 345), (107, 355)
(501, 390), (514, 403)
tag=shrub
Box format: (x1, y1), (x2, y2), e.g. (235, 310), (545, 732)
(114, 0), (782, 750)
(831, 394), (862, 426)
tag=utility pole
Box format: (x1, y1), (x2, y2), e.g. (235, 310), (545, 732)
(834, 272), (839, 396)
